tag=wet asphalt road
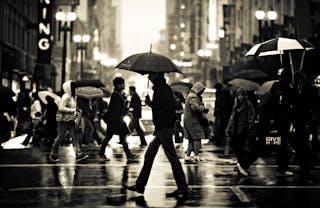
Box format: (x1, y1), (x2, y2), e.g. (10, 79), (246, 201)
(1, 135), (320, 207)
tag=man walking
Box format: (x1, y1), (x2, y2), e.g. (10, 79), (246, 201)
(99, 77), (138, 162)
(129, 86), (147, 147)
(123, 72), (188, 198)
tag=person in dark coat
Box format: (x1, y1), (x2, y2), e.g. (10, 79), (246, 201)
(128, 86), (147, 146)
(213, 82), (233, 146)
(0, 87), (17, 146)
(225, 88), (256, 176)
(43, 96), (58, 147)
(123, 72), (188, 199)
(99, 77), (138, 162)
(173, 91), (184, 148)
(291, 72), (318, 184)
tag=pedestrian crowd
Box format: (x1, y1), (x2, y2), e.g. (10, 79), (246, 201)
(1, 69), (320, 199)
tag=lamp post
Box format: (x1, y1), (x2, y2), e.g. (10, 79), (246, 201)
(255, 8), (277, 42)
(55, 9), (77, 86)
(73, 34), (90, 80)
(197, 49), (212, 86)
(255, 9), (265, 42)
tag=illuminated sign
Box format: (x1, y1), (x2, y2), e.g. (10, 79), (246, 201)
(37, 0), (52, 63)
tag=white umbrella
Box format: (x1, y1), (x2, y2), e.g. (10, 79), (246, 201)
(245, 37), (314, 84)
(38, 91), (61, 105)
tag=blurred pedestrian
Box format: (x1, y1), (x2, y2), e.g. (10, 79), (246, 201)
(184, 82), (208, 163)
(292, 72), (318, 183)
(123, 72), (188, 199)
(128, 86), (147, 147)
(225, 88), (256, 176)
(43, 96), (58, 147)
(173, 91), (184, 149)
(257, 79), (294, 177)
(22, 92), (42, 146)
(16, 90), (32, 136)
(49, 80), (89, 162)
(91, 97), (107, 143)
(213, 82), (233, 146)
(99, 77), (138, 162)
(0, 87), (17, 147)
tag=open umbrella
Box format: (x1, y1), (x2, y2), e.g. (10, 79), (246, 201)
(38, 91), (61, 105)
(115, 52), (182, 74)
(228, 78), (260, 91)
(245, 37), (314, 84)
(170, 81), (192, 98)
(72, 79), (105, 89)
(76, 86), (103, 99)
(232, 69), (268, 80)
(256, 80), (279, 95)
(245, 37), (313, 57)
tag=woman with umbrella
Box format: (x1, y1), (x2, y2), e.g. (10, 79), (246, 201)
(49, 80), (89, 162)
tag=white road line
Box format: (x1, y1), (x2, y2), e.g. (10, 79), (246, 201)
(230, 186), (250, 203)
(0, 163), (311, 168)
(8, 184), (320, 192)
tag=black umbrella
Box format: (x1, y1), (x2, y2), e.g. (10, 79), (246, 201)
(170, 81), (192, 98)
(232, 69), (268, 80)
(72, 79), (105, 88)
(115, 52), (182, 75)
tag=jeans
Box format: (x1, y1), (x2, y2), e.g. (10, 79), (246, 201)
(99, 131), (132, 159)
(136, 128), (188, 191)
(50, 122), (82, 156)
(129, 117), (147, 145)
(186, 139), (201, 156)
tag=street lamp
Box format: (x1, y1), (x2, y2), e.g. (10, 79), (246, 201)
(197, 49), (212, 86)
(55, 9), (77, 86)
(73, 34), (90, 80)
(255, 8), (277, 42)
(255, 9), (265, 42)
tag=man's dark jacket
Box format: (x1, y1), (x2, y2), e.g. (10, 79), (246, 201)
(129, 93), (142, 119)
(150, 81), (175, 132)
(103, 90), (129, 135)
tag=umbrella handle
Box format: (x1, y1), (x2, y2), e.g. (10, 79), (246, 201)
(289, 52), (294, 85)
(298, 50), (305, 72)
(146, 79), (149, 96)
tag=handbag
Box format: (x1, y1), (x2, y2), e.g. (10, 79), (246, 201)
(259, 130), (282, 153)
(56, 110), (81, 122)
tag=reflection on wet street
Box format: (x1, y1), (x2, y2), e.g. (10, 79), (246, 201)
(1, 135), (320, 207)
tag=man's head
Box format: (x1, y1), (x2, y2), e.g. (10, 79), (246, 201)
(148, 72), (165, 84)
(129, 86), (136, 96)
(113, 77), (125, 91)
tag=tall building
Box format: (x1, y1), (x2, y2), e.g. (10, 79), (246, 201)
(0, 0), (38, 92)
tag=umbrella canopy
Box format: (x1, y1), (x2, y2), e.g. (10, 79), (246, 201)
(72, 79), (105, 89)
(232, 69), (268, 80)
(115, 52), (182, 74)
(256, 80), (279, 95)
(228, 78), (260, 91)
(38, 91), (61, 105)
(170, 81), (192, 98)
(245, 37), (313, 57)
(76, 86), (103, 99)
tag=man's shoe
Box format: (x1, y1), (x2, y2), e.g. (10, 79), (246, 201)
(277, 171), (294, 177)
(166, 189), (188, 198)
(98, 153), (110, 161)
(76, 154), (89, 162)
(49, 154), (60, 162)
(122, 183), (144, 194)
(236, 163), (249, 176)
